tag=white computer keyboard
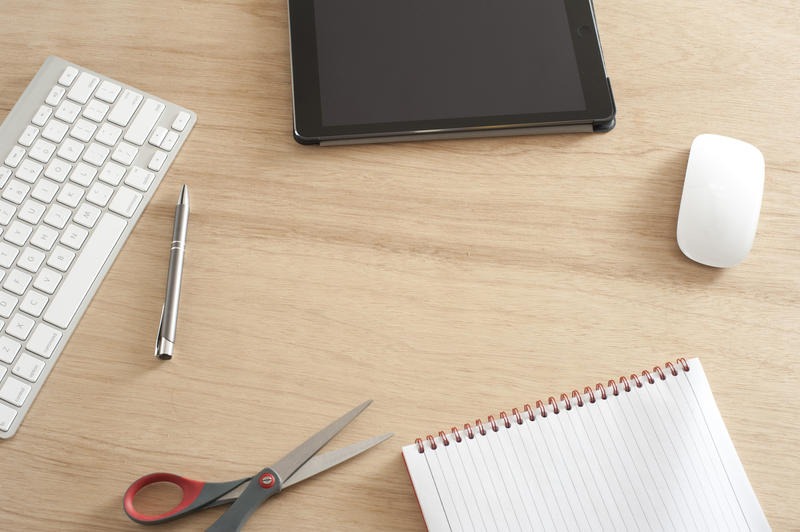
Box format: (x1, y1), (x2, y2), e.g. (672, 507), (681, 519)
(0, 56), (196, 438)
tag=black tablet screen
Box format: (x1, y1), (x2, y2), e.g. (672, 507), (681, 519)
(313, 0), (586, 127)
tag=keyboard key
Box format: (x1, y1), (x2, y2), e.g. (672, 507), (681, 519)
(26, 323), (62, 359)
(2, 180), (30, 204)
(4, 221), (32, 246)
(33, 268), (62, 294)
(43, 204), (71, 230)
(18, 125), (39, 147)
(74, 202), (101, 228)
(5, 146), (25, 168)
(70, 118), (97, 142)
(124, 166), (155, 192)
(57, 138), (83, 162)
(70, 162), (97, 187)
(0, 336), (20, 362)
(30, 226), (59, 251)
(57, 183), (84, 208)
(55, 100), (81, 123)
(99, 162), (125, 186)
(148, 150), (168, 172)
(111, 142), (138, 165)
(172, 111), (191, 132)
(44, 158), (71, 182)
(0, 402), (17, 432)
(46, 246), (75, 272)
(15, 159), (43, 183)
(124, 98), (165, 145)
(44, 213), (126, 329)
(42, 119), (69, 143)
(67, 72), (99, 104)
(18, 246), (45, 273)
(58, 66), (79, 86)
(0, 376), (30, 406)
(109, 186), (142, 217)
(0, 167), (11, 188)
(32, 105), (52, 126)
(161, 130), (179, 151)
(19, 291), (48, 318)
(0, 243), (19, 268)
(95, 123), (121, 146)
(149, 126), (168, 146)
(6, 313), (34, 340)
(31, 179), (60, 203)
(86, 182), (113, 207)
(30, 139), (57, 164)
(83, 99), (109, 122)
(45, 85), (65, 107)
(18, 200), (46, 225)
(60, 223), (89, 250)
(108, 89), (143, 127)
(12, 353), (45, 382)
(95, 80), (121, 103)
(4, 269), (32, 297)
(83, 143), (109, 167)
(0, 201), (15, 225)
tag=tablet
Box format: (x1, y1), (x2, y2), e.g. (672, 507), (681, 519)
(288, 0), (616, 145)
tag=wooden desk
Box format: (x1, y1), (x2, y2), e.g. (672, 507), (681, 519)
(1, 1), (797, 529)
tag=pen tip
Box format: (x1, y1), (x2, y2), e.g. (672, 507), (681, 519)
(178, 184), (189, 206)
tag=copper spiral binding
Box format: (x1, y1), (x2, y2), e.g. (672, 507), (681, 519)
(415, 358), (691, 452)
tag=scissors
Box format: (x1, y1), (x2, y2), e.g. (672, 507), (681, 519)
(123, 400), (391, 531)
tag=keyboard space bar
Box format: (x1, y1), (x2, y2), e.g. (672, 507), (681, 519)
(43, 213), (127, 329)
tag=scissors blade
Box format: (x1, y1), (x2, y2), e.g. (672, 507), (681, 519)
(271, 400), (373, 484)
(283, 432), (393, 488)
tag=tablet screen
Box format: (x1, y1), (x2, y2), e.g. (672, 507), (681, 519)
(313, 0), (586, 127)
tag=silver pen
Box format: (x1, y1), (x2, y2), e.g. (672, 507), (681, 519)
(155, 185), (190, 360)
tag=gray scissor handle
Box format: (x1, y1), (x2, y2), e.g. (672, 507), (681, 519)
(206, 467), (282, 532)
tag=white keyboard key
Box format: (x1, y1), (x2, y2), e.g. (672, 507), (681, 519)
(18, 246), (45, 273)
(95, 80), (121, 103)
(26, 323), (62, 359)
(95, 123), (122, 146)
(108, 186), (142, 218)
(0, 377), (30, 406)
(83, 143), (109, 167)
(4, 270), (32, 297)
(172, 111), (191, 132)
(42, 119), (69, 143)
(32, 105), (52, 126)
(7, 313), (34, 340)
(45, 85), (65, 107)
(148, 150), (168, 172)
(149, 126), (168, 147)
(99, 162), (125, 186)
(70, 162), (97, 187)
(125, 166), (155, 192)
(161, 130), (179, 151)
(18, 125), (39, 147)
(0, 336), (20, 362)
(0, 201), (14, 225)
(0, 167), (11, 188)
(58, 66), (79, 86)
(43, 213), (126, 329)
(30, 225), (59, 251)
(70, 118), (97, 142)
(74, 202), (101, 227)
(4, 221), (32, 246)
(43, 204), (71, 229)
(46, 247), (74, 272)
(34, 268), (62, 294)
(108, 89), (143, 126)
(44, 158), (71, 182)
(111, 142), (138, 166)
(83, 99), (109, 122)
(56, 183), (84, 208)
(18, 200), (45, 225)
(15, 159), (43, 184)
(12, 353), (45, 382)
(60, 223), (88, 250)
(67, 72), (99, 104)
(19, 291), (48, 318)
(57, 138), (83, 162)
(55, 100), (81, 124)
(29, 139), (56, 164)
(2, 180), (30, 205)
(124, 99), (165, 146)
(31, 179), (59, 203)
(5, 146), (25, 168)
(0, 242), (19, 268)
(0, 402), (16, 432)
(86, 182), (113, 207)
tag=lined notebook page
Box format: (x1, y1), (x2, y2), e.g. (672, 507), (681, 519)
(402, 358), (770, 531)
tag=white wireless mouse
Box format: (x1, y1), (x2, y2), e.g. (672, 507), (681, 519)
(676, 134), (765, 268)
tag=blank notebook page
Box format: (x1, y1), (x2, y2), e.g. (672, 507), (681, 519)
(402, 358), (769, 531)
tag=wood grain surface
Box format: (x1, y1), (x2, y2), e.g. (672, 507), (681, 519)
(0, 0), (798, 530)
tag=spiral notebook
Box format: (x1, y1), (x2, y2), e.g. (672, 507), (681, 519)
(402, 358), (770, 531)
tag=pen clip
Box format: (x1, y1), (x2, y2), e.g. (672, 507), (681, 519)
(154, 304), (174, 360)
